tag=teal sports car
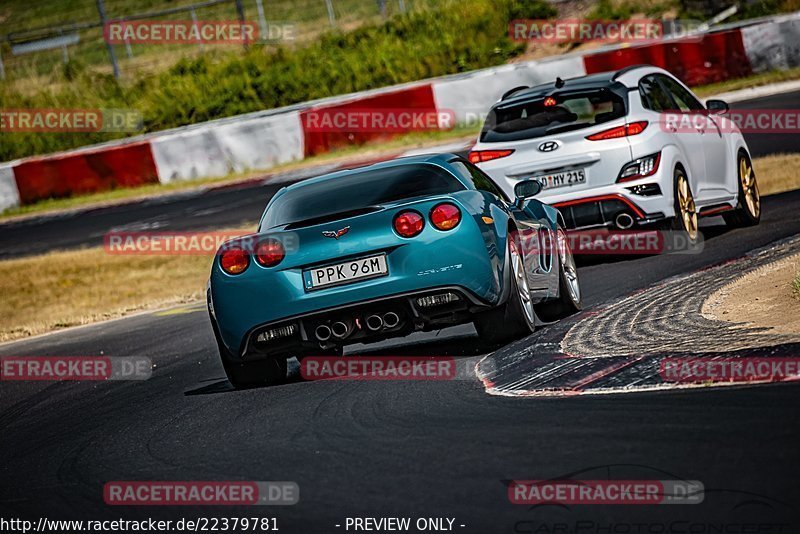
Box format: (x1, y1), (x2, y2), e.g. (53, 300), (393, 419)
(208, 153), (582, 388)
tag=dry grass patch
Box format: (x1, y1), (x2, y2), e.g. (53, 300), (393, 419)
(752, 154), (800, 196)
(693, 67), (800, 98)
(703, 253), (800, 336)
(0, 246), (216, 342)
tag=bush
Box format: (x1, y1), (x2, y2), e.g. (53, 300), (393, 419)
(508, 0), (558, 19)
(0, 0), (527, 162)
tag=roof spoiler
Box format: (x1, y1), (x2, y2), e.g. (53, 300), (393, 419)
(611, 64), (653, 80)
(500, 86), (529, 100)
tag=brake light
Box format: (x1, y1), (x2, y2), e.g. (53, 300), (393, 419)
(393, 211), (425, 238)
(394, 211), (425, 237)
(430, 203), (461, 231)
(468, 149), (514, 164)
(255, 238), (285, 267)
(220, 247), (250, 275)
(586, 121), (648, 141)
(543, 96), (557, 107)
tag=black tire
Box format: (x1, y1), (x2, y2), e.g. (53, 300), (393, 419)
(209, 309), (288, 389)
(473, 233), (536, 344)
(723, 152), (760, 228)
(535, 227), (581, 322)
(670, 167), (699, 243)
(222, 357), (288, 389)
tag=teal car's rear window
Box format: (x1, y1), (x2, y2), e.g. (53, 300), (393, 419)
(262, 163), (465, 229)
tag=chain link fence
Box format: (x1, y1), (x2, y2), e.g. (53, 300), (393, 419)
(0, 0), (429, 81)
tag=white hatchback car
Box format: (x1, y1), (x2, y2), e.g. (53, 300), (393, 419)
(469, 65), (760, 239)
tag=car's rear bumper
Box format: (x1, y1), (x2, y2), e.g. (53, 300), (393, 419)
(535, 165), (672, 230)
(213, 286), (493, 360)
(209, 221), (504, 356)
(549, 192), (667, 229)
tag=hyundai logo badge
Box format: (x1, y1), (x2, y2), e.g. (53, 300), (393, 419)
(538, 141), (560, 152)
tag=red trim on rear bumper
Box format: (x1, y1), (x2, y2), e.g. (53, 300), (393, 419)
(552, 194), (646, 218)
(698, 204), (735, 217)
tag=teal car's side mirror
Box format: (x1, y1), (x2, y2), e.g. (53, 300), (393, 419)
(514, 179), (542, 206)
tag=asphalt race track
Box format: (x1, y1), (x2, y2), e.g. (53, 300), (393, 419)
(1, 92), (800, 532)
(1, 91), (799, 260)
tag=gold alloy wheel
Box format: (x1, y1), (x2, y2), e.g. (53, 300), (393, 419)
(740, 156), (760, 218)
(677, 174), (698, 241)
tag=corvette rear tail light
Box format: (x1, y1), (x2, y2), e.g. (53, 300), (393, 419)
(430, 203), (461, 231)
(255, 238), (285, 267)
(468, 149), (515, 164)
(586, 121), (648, 141)
(617, 152), (661, 183)
(393, 211), (424, 238)
(220, 247), (250, 275)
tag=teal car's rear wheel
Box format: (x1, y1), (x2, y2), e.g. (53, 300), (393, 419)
(210, 308), (288, 389)
(222, 357), (288, 389)
(473, 234), (536, 343)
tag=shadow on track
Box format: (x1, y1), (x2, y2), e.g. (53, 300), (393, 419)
(183, 331), (506, 395)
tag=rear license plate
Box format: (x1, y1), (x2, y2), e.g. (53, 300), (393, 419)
(536, 169), (586, 189)
(306, 254), (388, 290)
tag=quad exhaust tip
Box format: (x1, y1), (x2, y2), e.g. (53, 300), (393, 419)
(382, 312), (400, 329)
(314, 324), (332, 342)
(331, 321), (350, 339)
(366, 314), (384, 331)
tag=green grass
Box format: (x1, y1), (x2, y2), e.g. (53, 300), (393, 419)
(0, 0), (524, 162)
(793, 272), (800, 299)
(0, 0), (416, 79)
(587, 0), (679, 19)
(692, 67), (800, 98)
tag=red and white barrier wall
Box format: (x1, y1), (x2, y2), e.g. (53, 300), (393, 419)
(1, 13), (798, 212)
(431, 55), (587, 124)
(150, 111), (305, 184)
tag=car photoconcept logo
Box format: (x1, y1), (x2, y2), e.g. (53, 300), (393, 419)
(322, 226), (350, 239)
(538, 141), (560, 152)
